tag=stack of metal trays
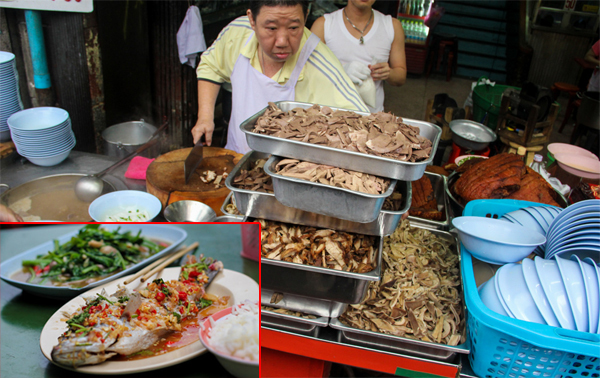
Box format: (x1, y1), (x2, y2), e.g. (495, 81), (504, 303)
(263, 155), (397, 223)
(329, 226), (470, 362)
(407, 171), (451, 230)
(261, 307), (329, 338)
(225, 151), (411, 236)
(240, 101), (441, 181)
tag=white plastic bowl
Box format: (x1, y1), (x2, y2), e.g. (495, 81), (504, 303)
(199, 302), (259, 378)
(452, 216), (546, 264)
(7, 107), (69, 131)
(496, 263), (546, 324)
(521, 258), (561, 327)
(570, 255), (599, 334)
(88, 190), (162, 222)
(478, 278), (508, 316)
(555, 256), (590, 332)
(534, 257), (577, 330)
(583, 257), (600, 333)
(22, 149), (72, 167)
(505, 209), (546, 236)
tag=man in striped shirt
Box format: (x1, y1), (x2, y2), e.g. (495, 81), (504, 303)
(193, 0), (369, 153)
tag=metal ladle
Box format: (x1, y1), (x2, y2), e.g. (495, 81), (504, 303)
(74, 121), (168, 203)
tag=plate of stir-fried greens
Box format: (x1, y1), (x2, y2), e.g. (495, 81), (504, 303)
(0, 224), (187, 298)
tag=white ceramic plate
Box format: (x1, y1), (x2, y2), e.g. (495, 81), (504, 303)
(0, 224), (187, 299)
(40, 267), (259, 375)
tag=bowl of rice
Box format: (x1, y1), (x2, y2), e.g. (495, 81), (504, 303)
(199, 300), (259, 378)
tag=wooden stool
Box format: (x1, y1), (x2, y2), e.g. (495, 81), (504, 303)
(495, 95), (559, 147)
(551, 82), (580, 133)
(499, 137), (544, 166)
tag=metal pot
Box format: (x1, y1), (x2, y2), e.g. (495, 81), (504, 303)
(449, 119), (497, 151)
(578, 91), (599, 131)
(102, 119), (159, 159)
(0, 174), (120, 221)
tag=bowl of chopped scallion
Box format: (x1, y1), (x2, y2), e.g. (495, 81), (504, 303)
(88, 190), (162, 222)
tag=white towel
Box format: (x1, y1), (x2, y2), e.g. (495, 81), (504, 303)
(177, 6), (207, 67)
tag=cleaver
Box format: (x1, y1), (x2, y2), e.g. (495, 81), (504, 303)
(184, 141), (204, 184)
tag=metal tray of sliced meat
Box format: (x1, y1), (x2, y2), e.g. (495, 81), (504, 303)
(257, 218), (382, 304)
(240, 101), (441, 181)
(264, 155), (397, 223)
(227, 151), (411, 236)
(407, 171), (451, 230)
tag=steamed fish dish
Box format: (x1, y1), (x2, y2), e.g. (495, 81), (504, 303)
(52, 256), (225, 367)
(15, 225), (168, 288)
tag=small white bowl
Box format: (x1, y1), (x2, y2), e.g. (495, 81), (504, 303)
(199, 302), (259, 378)
(452, 216), (546, 264)
(88, 190), (162, 222)
(7, 106), (69, 131)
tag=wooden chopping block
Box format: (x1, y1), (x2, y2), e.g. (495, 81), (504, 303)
(146, 147), (244, 216)
(0, 141), (15, 159)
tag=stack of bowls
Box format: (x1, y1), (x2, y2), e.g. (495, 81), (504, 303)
(500, 205), (562, 256)
(7, 107), (76, 166)
(479, 256), (599, 333)
(548, 143), (600, 180)
(0, 51), (24, 142)
(544, 199), (600, 262)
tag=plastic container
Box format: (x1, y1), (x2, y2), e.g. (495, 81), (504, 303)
(472, 77), (519, 128)
(461, 199), (600, 378)
(529, 153), (545, 173)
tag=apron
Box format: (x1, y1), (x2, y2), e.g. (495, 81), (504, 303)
(225, 33), (320, 153)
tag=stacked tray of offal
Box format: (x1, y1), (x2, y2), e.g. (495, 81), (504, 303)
(225, 101), (441, 324)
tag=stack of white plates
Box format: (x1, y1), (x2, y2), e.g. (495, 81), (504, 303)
(7, 107), (76, 166)
(500, 205), (562, 256)
(0, 51), (24, 142)
(544, 199), (600, 262)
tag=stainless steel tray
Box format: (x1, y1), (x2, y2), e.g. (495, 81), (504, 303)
(257, 220), (383, 304)
(407, 171), (451, 230)
(220, 192), (242, 216)
(261, 288), (347, 318)
(330, 226), (469, 362)
(240, 101), (441, 181)
(264, 155), (397, 223)
(226, 151), (411, 236)
(330, 318), (467, 362)
(261, 306), (329, 337)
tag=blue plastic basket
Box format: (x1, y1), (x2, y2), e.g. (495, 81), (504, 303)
(461, 199), (600, 378)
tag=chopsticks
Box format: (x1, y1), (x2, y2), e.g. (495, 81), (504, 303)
(122, 242), (199, 285)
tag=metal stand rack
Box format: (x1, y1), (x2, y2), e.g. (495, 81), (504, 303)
(261, 326), (479, 378)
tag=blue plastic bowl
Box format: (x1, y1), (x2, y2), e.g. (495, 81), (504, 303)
(452, 216), (546, 264)
(89, 190), (162, 222)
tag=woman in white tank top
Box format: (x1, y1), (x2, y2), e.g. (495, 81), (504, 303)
(311, 0), (407, 113)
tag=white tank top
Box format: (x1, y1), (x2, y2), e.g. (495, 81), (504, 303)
(324, 9), (394, 113)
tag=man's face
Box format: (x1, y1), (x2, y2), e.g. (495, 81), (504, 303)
(248, 4), (305, 63)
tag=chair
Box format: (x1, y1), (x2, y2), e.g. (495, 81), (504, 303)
(426, 33), (458, 82)
(551, 82), (580, 134)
